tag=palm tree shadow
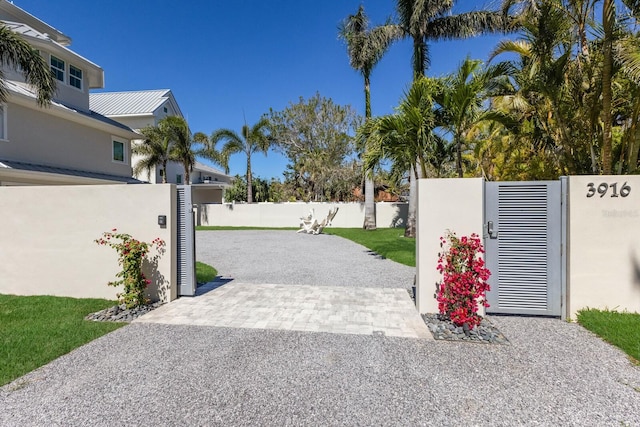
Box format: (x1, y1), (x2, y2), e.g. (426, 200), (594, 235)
(195, 277), (234, 296)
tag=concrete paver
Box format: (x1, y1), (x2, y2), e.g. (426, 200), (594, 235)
(135, 281), (432, 339)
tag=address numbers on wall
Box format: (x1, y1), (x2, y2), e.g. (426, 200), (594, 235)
(586, 182), (631, 198)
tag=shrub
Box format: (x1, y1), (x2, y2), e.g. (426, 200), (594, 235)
(95, 229), (165, 309)
(436, 231), (491, 328)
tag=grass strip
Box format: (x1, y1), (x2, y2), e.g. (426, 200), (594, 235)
(196, 261), (218, 283)
(324, 228), (415, 267)
(0, 294), (125, 386)
(577, 308), (640, 364)
(196, 226), (298, 231)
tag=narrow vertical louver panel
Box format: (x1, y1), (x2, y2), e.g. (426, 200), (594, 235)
(497, 185), (548, 311)
(176, 185), (196, 296)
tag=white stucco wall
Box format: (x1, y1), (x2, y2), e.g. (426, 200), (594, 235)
(567, 175), (640, 318)
(415, 178), (484, 314)
(197, 202), (408, 228)
(0, 184), (177, 302)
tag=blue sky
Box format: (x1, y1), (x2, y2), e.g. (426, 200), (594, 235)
(17, 0), (507, 180)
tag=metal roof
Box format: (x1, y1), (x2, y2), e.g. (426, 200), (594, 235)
(89, 89), (175, 117)
(194, 161), (226, 176)
(0, 159), (145, 184)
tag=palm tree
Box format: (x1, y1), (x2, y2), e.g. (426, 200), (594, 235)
(434, 57), (517, 177)
(133, 124), (172, 183)
(133, 116), (196, 184)
(202, 118), (272, 203)
(396, 0), (506, 79)
(359, 77), (440, 237)
(0, 23), (56, 105)
(339, 5), (399, 230)
(163, 116), (196, 184)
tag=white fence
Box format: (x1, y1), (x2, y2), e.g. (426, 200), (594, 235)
(197, 202), (408, 228)
(416, 176), (640, 319)
(0, 184), (177, 302)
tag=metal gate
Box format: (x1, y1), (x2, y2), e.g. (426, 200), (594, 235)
(484, 180), (565, 317)
(176, 185), (196, 296)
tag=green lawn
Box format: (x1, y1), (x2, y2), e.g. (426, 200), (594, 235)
(196, 226), (297, 231)
(196, 261), (218, 283)
(0, 294), (125, 386)
(324, 228), (415, 267)
(577, 308), (640, 364)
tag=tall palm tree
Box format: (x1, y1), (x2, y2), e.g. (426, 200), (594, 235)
(339, 5), (399, 230)
(0, 23), (56, 105)
(203, 117), (272, 203)
(359, 77), (440, 237)
(396, 0), (506, 79)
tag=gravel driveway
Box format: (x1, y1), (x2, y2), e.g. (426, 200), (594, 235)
(195, 230), (416, 288)
(1, 230), (639, 426)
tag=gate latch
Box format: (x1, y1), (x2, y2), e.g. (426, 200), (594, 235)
(486, 221), (498, 239)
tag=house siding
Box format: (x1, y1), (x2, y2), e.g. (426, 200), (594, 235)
(3, 103), (132, 177)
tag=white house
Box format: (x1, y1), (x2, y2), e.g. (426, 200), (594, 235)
(0, 0), (141, 186)
(90, 89), (232, 203)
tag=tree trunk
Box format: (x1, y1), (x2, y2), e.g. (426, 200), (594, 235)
(161, 162), (167, 184)
(246, 154), (253, 203)
(363, 75), (377, 230)
(455, 135), (463, 178)
(184, 163), (190, 185)
(405, 167), (417, 238)
(363, 175), (376, 230)
(602, 0), (614, 175)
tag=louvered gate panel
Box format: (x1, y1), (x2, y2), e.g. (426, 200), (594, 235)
(485, 182), (562, 316)
(176, 185), (196, 296)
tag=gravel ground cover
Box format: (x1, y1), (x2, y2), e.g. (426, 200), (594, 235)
(195, 230), (416, 288)
(1, 317), (638, 426)
(4, 230), (638, 425)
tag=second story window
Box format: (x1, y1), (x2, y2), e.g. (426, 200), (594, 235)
(50, 56), (65, 82)
(69, 65), (82, 90)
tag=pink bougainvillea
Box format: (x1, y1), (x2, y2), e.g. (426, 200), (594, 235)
(96, 229), (165, 309)
(436, 231), (491, 329)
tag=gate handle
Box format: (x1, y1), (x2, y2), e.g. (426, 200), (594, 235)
(487, 221), (498, 239)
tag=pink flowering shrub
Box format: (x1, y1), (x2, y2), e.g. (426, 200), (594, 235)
(96, 229), (166, 309)
(436, 231), (491, 328)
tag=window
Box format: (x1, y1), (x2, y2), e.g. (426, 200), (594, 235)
(0, 104), (7, 141)
(163, 107), (168, 113)
(112, 140), (125, 162)
(50, 56), (65, 82)
(69, 65), (82, 90)
(176, 174), (182, 184)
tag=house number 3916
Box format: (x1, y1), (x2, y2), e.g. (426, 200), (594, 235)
(586, 182), (631, 198)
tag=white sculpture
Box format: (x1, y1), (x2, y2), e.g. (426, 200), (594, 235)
(297, 207), (339, 235)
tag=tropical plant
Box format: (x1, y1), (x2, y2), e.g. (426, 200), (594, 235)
(339, 5), (399, 229)
(434, 57), (517, 177)
(359, 77), (442, 237)
(396, 0), (506, 78)
(0, 23), (56, 105)
(437, 231), (491, 329)
(95, 229), (166, 309)
(133, 124), (172, 183)
(134, 116), (197, 184)
(201, 118), (272, 203)
(163, 116), (197, 184)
